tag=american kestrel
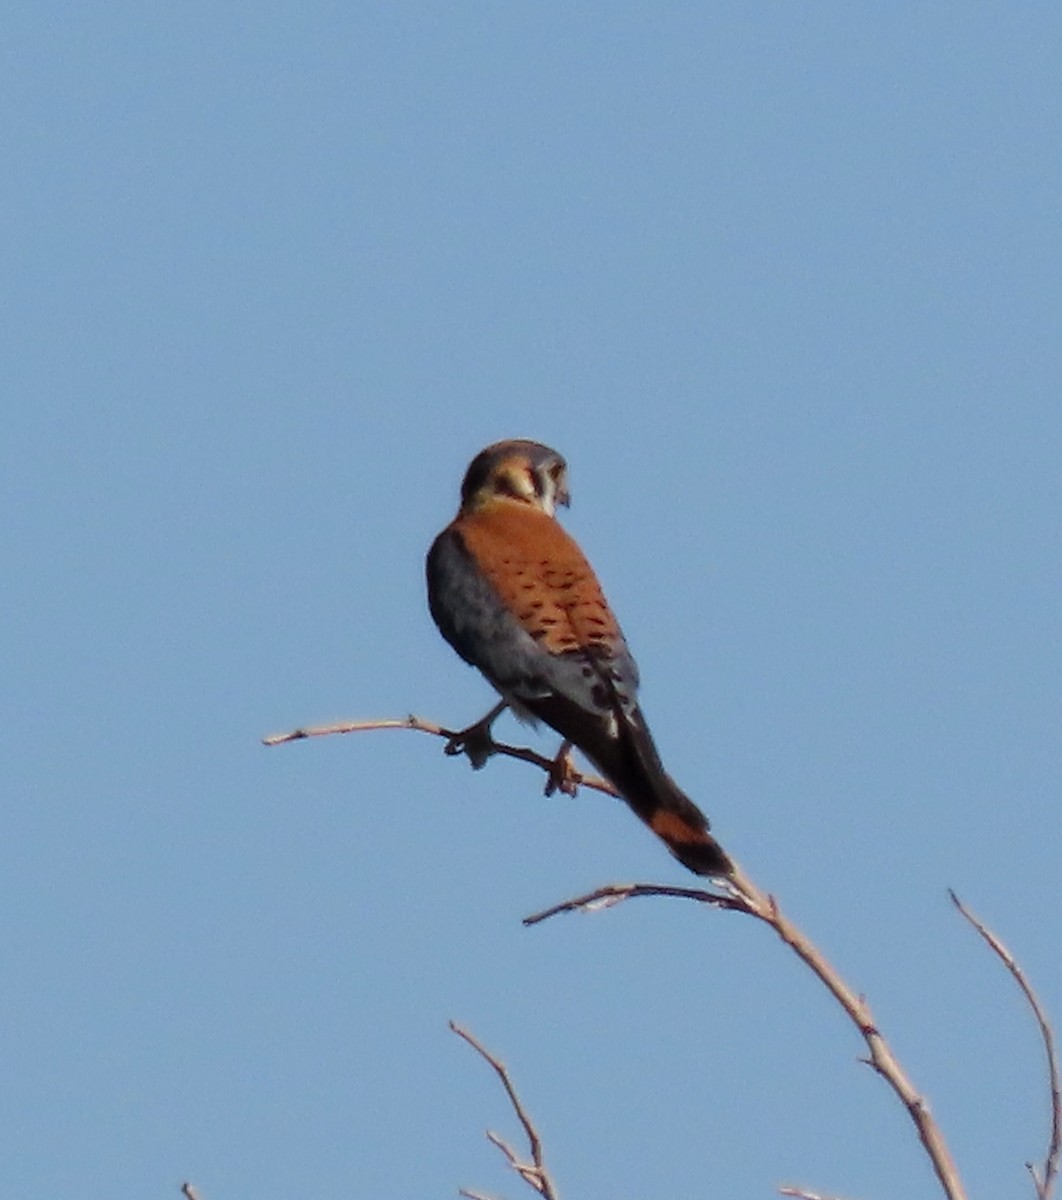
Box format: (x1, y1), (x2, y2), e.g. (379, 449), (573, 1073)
(426, 439), (731, 877)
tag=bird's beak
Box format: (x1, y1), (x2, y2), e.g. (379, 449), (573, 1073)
(556, 481), (571, 507)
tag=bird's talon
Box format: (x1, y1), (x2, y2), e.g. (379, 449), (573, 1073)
(544, 747), (579, 797)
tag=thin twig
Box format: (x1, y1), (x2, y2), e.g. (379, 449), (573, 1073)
(778, 1188), (852, 1200)
(451, 1021), (560, 1200)
(263, 714), (614, 797)
(950, 890), (1061, 1200)
(181, 1186), (202, 1200)
(524, 881), (744, 925)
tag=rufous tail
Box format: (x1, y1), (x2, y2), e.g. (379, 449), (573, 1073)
(600, 716), (733, 877)
(639, 774), (732, 876)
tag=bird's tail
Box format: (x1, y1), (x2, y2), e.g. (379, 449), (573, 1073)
(628, 769), (732, 877)
(519, 690), (732, 876)
(601, 712), (733, 877)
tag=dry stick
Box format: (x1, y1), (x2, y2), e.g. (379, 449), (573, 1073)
(778, 1189), (851, 1200)
(524, 882), (744, 924)
(733, 863), (966, 1200)
(266, 713), (967, 1200)
(450, 1021), (561, 1200)
(950, 890), (1061, 1200)
(180, 1186), (202, 1200)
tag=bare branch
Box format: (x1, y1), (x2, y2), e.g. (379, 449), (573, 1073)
(778, 1188), (853, 1200)
(263, 715), (428, 746)
(263, 714), (615, 798)
(950, 890), (1061, 1200)
(527, 865), (968, 1200)
(451, 1021), (560, 1200)
(524, 881), (744, 925)
(486, 1128), (530, 1172)
(727, 866), (966, 1200)
(181, 1186), (203, 1200)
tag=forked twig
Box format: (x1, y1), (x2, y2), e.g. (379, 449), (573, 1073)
(950, 890), (1061, 1200)
(451, 1021), (560, 1200)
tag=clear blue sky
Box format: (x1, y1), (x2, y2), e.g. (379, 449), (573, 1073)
(4, 5), (1060, 1198)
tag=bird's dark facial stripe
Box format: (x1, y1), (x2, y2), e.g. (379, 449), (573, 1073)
(492, 465), (534, 503)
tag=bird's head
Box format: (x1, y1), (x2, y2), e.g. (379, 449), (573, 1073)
(459, 439), (571, 516)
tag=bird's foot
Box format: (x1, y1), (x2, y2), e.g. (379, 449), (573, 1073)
(544, 742), (579, 797)
(444, 702), (507, 770)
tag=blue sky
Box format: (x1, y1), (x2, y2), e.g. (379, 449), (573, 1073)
(4, 4), (1060, 1198)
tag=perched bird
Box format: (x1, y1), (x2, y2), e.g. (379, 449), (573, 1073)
(426, 438), (731, 877)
